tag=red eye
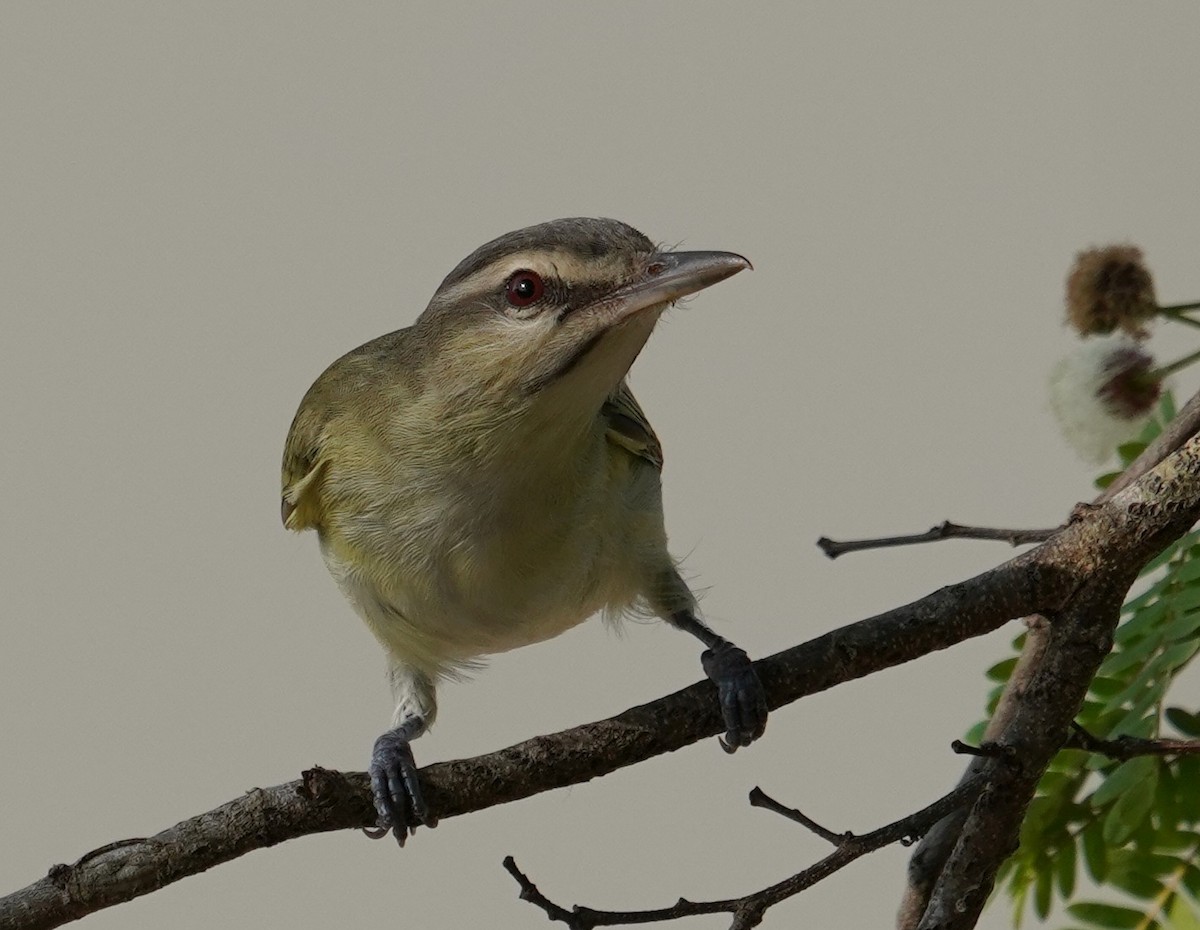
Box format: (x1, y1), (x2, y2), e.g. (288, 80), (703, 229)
(505, 270), (545, 308)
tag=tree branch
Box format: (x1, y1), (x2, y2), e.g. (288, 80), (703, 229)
(5, 408), (1200, 930)
(898, 386), (1200, 930)
(747, 786), (848, 845)
(817, 522), (1059, 559)
(1066, 723), (1200, 759)
(830, 390), (1200, 568)
(505, 774), (989, 930)
(0, 541), (1057, 930)
(909, 429), (1200, 930)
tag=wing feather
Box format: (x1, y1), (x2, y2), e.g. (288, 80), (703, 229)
(281, 402), (331, 531)
(602, 381), (663, 471)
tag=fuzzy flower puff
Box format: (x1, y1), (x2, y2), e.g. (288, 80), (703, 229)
(1048, 332), (1161, 464)
(1065, 245), (1158, 338)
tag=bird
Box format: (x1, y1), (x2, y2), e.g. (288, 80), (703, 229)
(281, 217), (767, 843)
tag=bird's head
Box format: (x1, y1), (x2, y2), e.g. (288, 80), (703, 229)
(412, 217), (750, 422)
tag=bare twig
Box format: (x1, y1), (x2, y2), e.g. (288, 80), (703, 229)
(824, 388), (1200, 564)
(1067, 722), (1200, 759)
(747, 787), (846, 845)
(0, 542), (1074, 930)
(505, 775), (989, 930)
(949, 740), (1016, 760)
(817, 521), (1059, 559)
(5, 405), (1200, 930)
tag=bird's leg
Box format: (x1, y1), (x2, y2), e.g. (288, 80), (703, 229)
(369, 665), (438, 846)
(370, 717), (429, 844)
(671, 609), (768, 752)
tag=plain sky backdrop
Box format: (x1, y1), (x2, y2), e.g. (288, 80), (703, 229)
(3, 4), (1200, 929)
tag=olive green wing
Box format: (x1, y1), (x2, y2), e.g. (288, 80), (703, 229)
(281, 394), (333, 532)
(602, 381), (663, 471)
(281, 331), (412, 532)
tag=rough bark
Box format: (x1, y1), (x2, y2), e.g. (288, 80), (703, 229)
(4, 430), (1200, 930)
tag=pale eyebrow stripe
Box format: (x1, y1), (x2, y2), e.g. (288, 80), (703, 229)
(435, 251), (618, 304)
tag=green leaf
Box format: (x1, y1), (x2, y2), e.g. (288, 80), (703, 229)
(1161, 391), (1178, 422)
(1161, 639), (1200, 671)
(1140, 404), (1166, 441)
(1168, 894), (1200, 930)
(1174, 556), (1200, 586)
(1067, 901), (1151, 928)
(1123, 581), (1171, 617)
(1109, 681), (1170, 735)
(1124, 715), (1160, 739)
(1056, 837), (1078, 899)
(1093, 757), (1159, 807)
(1163, 601), (1200, 639)
(1010, 866), (1031, 929)
(1022, 794), (1059, 842)
(1166, 707), (1200, 737)
(1084, 711), (1129, 750)
(985, 684), (1005, 716)
(1119, 441), (1149, 465)
(1134, 851), (1192, 877)
(996, 856), (1017, 891)
(1155, 825), (1194, 852)
(1106, 866), (1164, 900)
(1183, 863), (1200, 901)
(1156, 762), (1182, 833)
(1091, 676), (1135, 700)
(986, 656), (1019, 682)
(1144, 541), (1189, 575)
(1082, 821), (1110, 881)
(1034, 858), (1053, 919)
(963, 719), (987, 745)
(1103, 765), (1160, 845)
(1104, 632), (1166, 677)
(1179, 758), (1200, 822)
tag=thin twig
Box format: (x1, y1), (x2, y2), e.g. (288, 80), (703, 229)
(817, 521), (1059, 560)
(503, 858), (583, 927)
(1158, 306), (1200, 331)
(1067, 722), (1200, 759)
(747, 787), (846, 845)
(949, 740), (1016, 760)
(6, 422), (1200, 930)
(0, 542), (1079, 930)
(1160, 301), (1200, 315)
(505, 775), (989, 930)
(824, 385), (1200, 562)
(1149, 345), (1200, 382)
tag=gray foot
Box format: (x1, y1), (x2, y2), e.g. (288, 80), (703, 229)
(369, 719), (435, 846)
(701, 642), (768, 752)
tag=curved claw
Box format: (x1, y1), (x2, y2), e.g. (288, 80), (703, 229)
(701, 642), (768, 751)
(369, 722), (435, 846)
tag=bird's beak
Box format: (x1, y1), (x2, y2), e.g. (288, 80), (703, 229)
(605, 250), (752, 323)
(524, 248), (750, 400)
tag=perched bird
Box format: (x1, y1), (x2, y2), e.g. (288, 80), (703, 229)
(282, 217), (766, 842)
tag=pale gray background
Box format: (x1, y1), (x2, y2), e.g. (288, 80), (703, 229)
(3, 4), (1199, 929)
